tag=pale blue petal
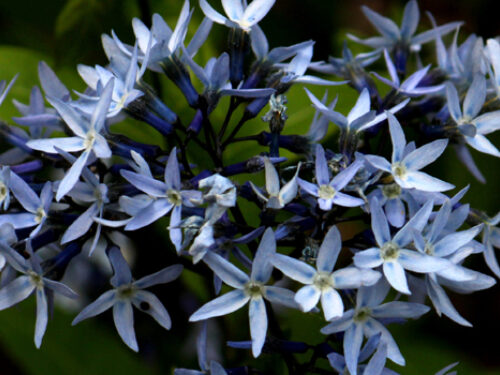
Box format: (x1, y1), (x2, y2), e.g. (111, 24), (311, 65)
(0, 276), (35, 310)
(385, 198), (405, 228)
(61, 203), (99, 243)
(134, 264), (183, 289)
(445, 82), (462, 122)
(297, 177), (319, 197)
(333, 267), (381, 289)
(332, 192), (364, 207)
(72, 290), (117, 325)
(46, 97), (87, 137)
(465, 134), (500, 157)
(272, 253), (315, 284)
(315, 144), (330, 186)
(264, 157), (280, 196)
(400, 0), (419, 39)
(120, 170), (167, 197)
(168, 0), (191, 52)
(251, 228), (276, 283)
(372, 301), (430, 319)
(317, 225), (341, 273)
(34, 287), (48, 348)
(124, 199), (173, 230)
(9, 172), (40, 212)
(370, 197), (391, 246)
(388, 112), (406, 163)
(294, 285), (321, 312)
(402, 170), (454, 192)
(249, 296), (267, 357)
(331, 160), (363, 191)
(250, 24), (268, 59)
(165, 147), (181, 190)
(363, 319), (405, 366)
(320, 309), (355, 334)
(403, 139), (448, 171)
(43, 279), (78, 299)
(434, 225), (482, 257)
(109, 247), (133, 287)
(242, 0), (275, 27)
(463, 74), (486, 119)
(344, 323), (364, 375)
(361, 5), (400, 40)
(0, 213), (37, 229)
(92, 134), (112, 158)
(169, 204), (183, 252)
(27, 137), (85, 154)
(353, 248), (383, 269)
(383, 261), (410, 294)
(56, 150), (91, 201)
(189, 289), (249, 321)
(347, 88), (371, 123)
(132, 290), (172, 330)
(263, 286), (298, 309)
(364, 155), (391, 173)
(321, 288), (344, 321)
(426, 277), (471, 327)
(399, 250), (450, 273)
(474, 110), (500, 135)
(203, 251), (249, 288)
(199, 0), (229, 25)
(113, 301), (138, 351)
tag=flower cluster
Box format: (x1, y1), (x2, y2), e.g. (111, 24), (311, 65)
(0, 0), (499, 374)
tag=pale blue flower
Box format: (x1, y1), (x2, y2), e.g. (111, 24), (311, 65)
(249, 158), (300, 209)
(297, 145), (364, 211)
(72, 246), (183, 351)
(354, 198), (450, 294)
(120, 148), (202, 251)
(0, 242), (78, 348)
(189, 228), (298, 357)
(321, 280), (430, 375)
(348, 0), (461, 53)
(199, 0), (275, 32)
(0, 173), (52, 238)
(372, 49), (444, 97)
(272, 225), (380, 320)
(0, 75), (17, 107)
(27, 80), (114, 201)
(364, 112), (454, 192)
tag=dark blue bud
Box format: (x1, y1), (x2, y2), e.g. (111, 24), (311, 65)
(187, 109), (203, 135)
(11, 160), (43, 175)
(245, 96), (270, 118)
(228, 28), (250, 85)
(161, 56), (199, 108)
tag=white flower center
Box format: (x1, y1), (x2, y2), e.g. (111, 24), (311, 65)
(353, 307), (371, 323)
(382, 183), (401, 199)
(381, 241), (400, 261)
(166, 189), (182, 206)
(313, 272), (333, 291)
(244, 281), (263, 298)
(318, 184), (336, 200)
(392, 162), (407, 180)
(35, 207), (47, 224)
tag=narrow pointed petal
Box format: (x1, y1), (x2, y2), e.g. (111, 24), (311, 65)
(120, 170), (167, 197)
(132, 290), (172, 330)
(199, 0), (229, 25)
(317, 225), (341, 273)
(125, 199), (173, 231)
(165, 147), (181, 190)
(332, 267), (381, 289)
(474, 110), (500, 135)
(445, 83), (462, 122)
(34, 288), (48, 348)
(27, 137), (85, 154)
(434, 225), (482, 257)
(135, 264), (183, 289)
(56, 150), (91, 201)
(46, 97), (87, 137)
(361, 5), (400, 40)
(402, 171), (455, 192)
(113, 301), (138, 351)
(426, 277), (471, 327)
(465, 134), (500, 157)
(370, 198), (391, 246)
(315, 144), (330, 186)
(264, 157), (280, 196)
(61, 203), (99, 244)
(243, 0), (275, 28)
(400, 0), (419, 40)
(251, 228), (276, 283)
(347, 88), (371, 123)
(372, 301), (430, 319)
(332, 192), (364, 207)
(331, 160), (362, 191)
(0, 276), (35, 310)
(272, 253), (315, 283)
(463, 74), (486, 119)
(383, 261), (410, 294)
(344, 323), (364, 375)
(109, 247), (133, 287)
(72, 290), (117, 325)
(189, 289), (249, 321)
(9, 172), (41, 212)
(394, 200), (433, 246)
(364, 155), (391, 173)
(249, 296), (267, 357)
(263, 286), (298, 309)
(203, 251), (249, 288)
(403, 139), (448, 171)
(388, 112), (406, 163)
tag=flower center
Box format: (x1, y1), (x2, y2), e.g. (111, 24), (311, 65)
(353, 307), (371, 323)
(381, 241), (400, 261)
(166, 189), (182, 206)
(0, 182), (7, 201)
(392, 162), (407, 180)
(313, 272), (333, 291)
(382, 183), (401, 199)
(117, 285), (136, 299)
(84, 131), (96, 149)
(424, 242), (434, 255)
(35, 207), (46, 224)
(318, 184), (336, 200)
(28, 271), (44, 288)
(244, 281), (263, 298)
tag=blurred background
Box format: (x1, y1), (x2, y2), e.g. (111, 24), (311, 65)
(1, 0), (500, 374)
